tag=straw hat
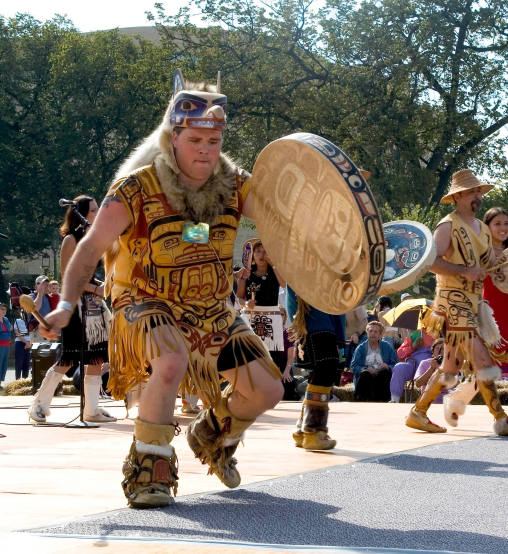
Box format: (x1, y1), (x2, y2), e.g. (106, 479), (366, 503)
(440, 169), (494, 204)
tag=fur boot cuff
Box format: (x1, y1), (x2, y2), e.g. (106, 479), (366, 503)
(476, 366), (501, 382)
(135, 440), (176, 458)
(438, 372), (459, 388)
(493, 416), (508, 436)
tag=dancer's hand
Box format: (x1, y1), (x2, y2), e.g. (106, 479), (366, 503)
(462, 266), (486, 282)
(39, 309), (72, 340)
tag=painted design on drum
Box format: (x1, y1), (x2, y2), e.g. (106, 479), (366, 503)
(253, 143), (366, 307)
(251, 133), (384, 313)
(291, 133), (385, 303)
(383, 223), (428, 281)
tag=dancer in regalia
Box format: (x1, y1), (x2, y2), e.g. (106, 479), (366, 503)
(405, 170), (508, 436)
(40, 70), (283, 508)
(286, 285), (345, 449)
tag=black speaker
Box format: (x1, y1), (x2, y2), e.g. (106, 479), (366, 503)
(31, 342), (62, 393)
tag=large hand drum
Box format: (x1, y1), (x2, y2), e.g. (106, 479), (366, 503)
(250, 133), (385, 314)
(378, 220), (436, 295)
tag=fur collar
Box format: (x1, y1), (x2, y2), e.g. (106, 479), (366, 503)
(154, 151), (238, 225)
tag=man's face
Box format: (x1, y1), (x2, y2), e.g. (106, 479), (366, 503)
(455, 188), (483, 213)
(0, 307), (6, 318)
(172, 127), (223, 188)
(37, 280), (49, 293)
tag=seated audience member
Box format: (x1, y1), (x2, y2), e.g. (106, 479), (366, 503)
(413, 339), (448, 404)
(351, 321), (398, 402)
(389, 330), (433, 403)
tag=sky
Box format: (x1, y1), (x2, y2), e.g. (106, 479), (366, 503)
(0, 1), (196, 32)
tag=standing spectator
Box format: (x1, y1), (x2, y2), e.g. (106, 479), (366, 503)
(351, 321), (398, 401)
(482, 207), (508, 377)
(287, 285), (345, 449)
(13, 313), (31, 380)
(237, 240), (287, 370)
(371, 295), (392, 321)
(371, 296), (396, 347)
(0, 303), (12, 389)
(28, 275), (51, 343)
(48, 280), (61, 311)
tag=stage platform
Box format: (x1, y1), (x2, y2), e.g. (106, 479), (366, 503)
(1, 396), (506, 553)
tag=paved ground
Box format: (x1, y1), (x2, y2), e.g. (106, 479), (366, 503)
(1, 391), (507, 553)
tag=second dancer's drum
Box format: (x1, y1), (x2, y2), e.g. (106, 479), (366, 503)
(250, 133), (385, 314)
(378, 220), (436, 295)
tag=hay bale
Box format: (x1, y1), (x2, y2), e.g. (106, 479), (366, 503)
(4, 378), (32, 396)
(3, 377), (78, 396)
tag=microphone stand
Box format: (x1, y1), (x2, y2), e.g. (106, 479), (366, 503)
(65, 208), (99, 428)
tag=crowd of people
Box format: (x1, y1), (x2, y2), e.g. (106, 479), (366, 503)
(1, 72), (507, 512)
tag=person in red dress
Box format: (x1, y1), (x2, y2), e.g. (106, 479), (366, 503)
(483, 207), (508, 377)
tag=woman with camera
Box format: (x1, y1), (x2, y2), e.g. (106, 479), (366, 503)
(413, 339), (447, 403)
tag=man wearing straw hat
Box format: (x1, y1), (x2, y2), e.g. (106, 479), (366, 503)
(405, 169), (508, 436)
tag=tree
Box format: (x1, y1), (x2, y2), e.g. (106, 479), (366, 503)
(0, 15), (176, 297)
(150, 0), (508, 207)
(0, 14), (74, 299)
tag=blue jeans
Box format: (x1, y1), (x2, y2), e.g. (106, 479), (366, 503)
(0, 346), (9, 383)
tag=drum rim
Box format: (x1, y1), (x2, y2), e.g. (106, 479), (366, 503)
(251, 132), (385, 313)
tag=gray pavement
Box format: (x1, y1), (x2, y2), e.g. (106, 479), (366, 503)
(25, 437), (508, 553)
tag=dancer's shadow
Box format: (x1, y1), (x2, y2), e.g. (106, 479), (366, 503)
(44, 488), (508, 554)
(371, 437), (508, 478)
